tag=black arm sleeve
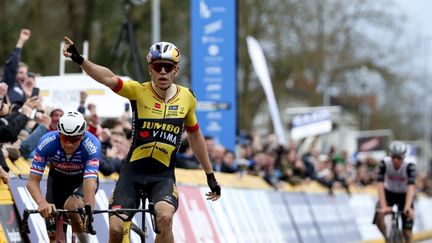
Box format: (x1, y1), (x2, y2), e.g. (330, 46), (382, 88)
(377, 160), (386, 182)
(406, 163), (416, 185)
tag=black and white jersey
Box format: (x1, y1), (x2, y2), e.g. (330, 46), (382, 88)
(377, 156), (416, 193)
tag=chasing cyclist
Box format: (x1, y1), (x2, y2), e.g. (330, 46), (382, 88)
(373, 140), (416, 243)
(63, 37), (221, 243)
(27, 111), (100, 242)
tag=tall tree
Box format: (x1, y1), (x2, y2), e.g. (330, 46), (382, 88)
(238, 0), (412, 137)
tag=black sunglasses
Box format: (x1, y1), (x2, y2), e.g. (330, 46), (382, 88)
(391, 155), (403, 160)
(150, 63), (176, 73)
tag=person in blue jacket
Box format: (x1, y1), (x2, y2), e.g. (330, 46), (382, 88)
(1, 28), (36, 111)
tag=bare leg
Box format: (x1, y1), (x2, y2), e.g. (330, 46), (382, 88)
(403, 229), (412, 243)
(64, 196), (89, 242)
(48, 232), (56, 243)
(376, 213), (387, 240)
(109, 214), (126, 243)
(154, 201), (175, 243)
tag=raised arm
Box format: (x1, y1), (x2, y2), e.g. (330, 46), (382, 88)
(63, 37), (118, 89)
(1, 29), (31, 86)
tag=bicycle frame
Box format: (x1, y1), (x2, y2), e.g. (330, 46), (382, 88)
(387, 204), (404, 243)
(54, 212), (73, 243)
(86, 193), (159, 243)
(91, 206), (158, 242)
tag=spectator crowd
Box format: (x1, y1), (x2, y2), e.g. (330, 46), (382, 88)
(1, 29), (432, 198)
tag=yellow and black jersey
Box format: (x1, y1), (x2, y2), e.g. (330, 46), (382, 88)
(113, 78), (199, 175)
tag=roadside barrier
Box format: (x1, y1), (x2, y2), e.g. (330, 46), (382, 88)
(1, 158), (432, 242)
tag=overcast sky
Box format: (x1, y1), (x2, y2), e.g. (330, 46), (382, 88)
(394, 0), (432, 34)
(393, 0), (432, 70)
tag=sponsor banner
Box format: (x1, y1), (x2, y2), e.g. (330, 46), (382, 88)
(198, 187), (237, 243)
(413, 200), (425, 232)
(191, 0), (237, 150)
(305, 193), (346, 243)
(283, 192), (322, 243)
(266, 191), (300, 242)
(355, 130), (392, 161)
(348, 194), (381, 240)
(220, 188), (257, 243)
(416, 197), (432, 230)
(356, 130), (392, 153)
(240, 190), (284, 242)
(290, 109), (332, 140)
(34, 75), (131, 118)
(0, 204), (25, 242)
(357, 135), (387, 152)
(333, 193), (362, 242)
(175, 185), (221, 243)
(9, 177), (50, 242)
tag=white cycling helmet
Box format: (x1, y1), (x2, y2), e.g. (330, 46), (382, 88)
(146, 42), (181, 63)
(58, 111), (87, 136)
(389, 140), (407, 156)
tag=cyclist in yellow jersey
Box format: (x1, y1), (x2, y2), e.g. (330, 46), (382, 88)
(63, 37), (221, 243)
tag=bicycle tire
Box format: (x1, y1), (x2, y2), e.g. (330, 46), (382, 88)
(130, 222), (146, 243)
(388, 227), (404, 243)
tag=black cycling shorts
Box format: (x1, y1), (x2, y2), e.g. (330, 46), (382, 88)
(373, 190), (414, 230)
(109, 171), (179, 215)
(45, 174), (99, 233)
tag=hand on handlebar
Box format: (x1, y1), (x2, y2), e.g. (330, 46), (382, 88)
(84, 204), (97, 235)
(378, 206), (392, 215)
(404, 207), (414, 219)
(38, 200), (56, 219)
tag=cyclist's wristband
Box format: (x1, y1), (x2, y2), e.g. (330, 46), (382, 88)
(67, 44), (84, 65)
(206, 173), (221, 195)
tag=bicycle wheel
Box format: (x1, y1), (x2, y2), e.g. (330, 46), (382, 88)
(130, 222), (146, 243)
(388, 227), (404, 243)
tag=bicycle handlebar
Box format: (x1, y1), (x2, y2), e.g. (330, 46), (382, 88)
(84, 204), (97, 235)
(21, 203), (160, 235)
(21, 209), (39, 234)
(90, 203), (159, 234)
(21, 205), (96, 235)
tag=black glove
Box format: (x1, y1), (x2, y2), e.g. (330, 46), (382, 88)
(206, 173), (221, 196)
(67, 44), (84, 65)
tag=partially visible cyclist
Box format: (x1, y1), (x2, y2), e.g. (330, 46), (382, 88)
(26, 111), (100, 243)
(373, 140), (416, 243)
(63, 37), (221, 243)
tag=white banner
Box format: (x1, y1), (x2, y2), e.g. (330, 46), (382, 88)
(290, 110), (332, 140)
(35, 74), (130, 118)
(246, 36), (286, 145)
